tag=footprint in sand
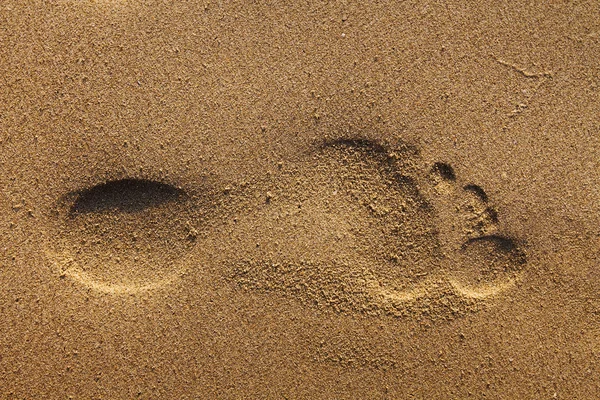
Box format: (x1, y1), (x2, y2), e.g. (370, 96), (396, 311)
(44, 138), (526, 316)
(45, 178), (206, 294)
(229, 138), (527, 317)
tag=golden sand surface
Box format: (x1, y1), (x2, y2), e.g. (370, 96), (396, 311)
(1, 1), (599, 398)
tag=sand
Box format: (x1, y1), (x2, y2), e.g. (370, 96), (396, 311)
(1, 1), (599, 398)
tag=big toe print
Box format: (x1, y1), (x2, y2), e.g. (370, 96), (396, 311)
(230, 138), (527, 318)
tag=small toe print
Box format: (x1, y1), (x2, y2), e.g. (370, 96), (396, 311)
(431, 162), (456, 182)
(463, 184), (489, 202)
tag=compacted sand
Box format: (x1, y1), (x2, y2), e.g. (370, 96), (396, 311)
(1, 1), (599, 398)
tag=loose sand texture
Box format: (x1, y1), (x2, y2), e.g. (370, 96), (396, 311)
(1, 1), (600, 398)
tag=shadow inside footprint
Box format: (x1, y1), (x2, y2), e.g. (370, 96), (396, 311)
(69, 179), (185, 215)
